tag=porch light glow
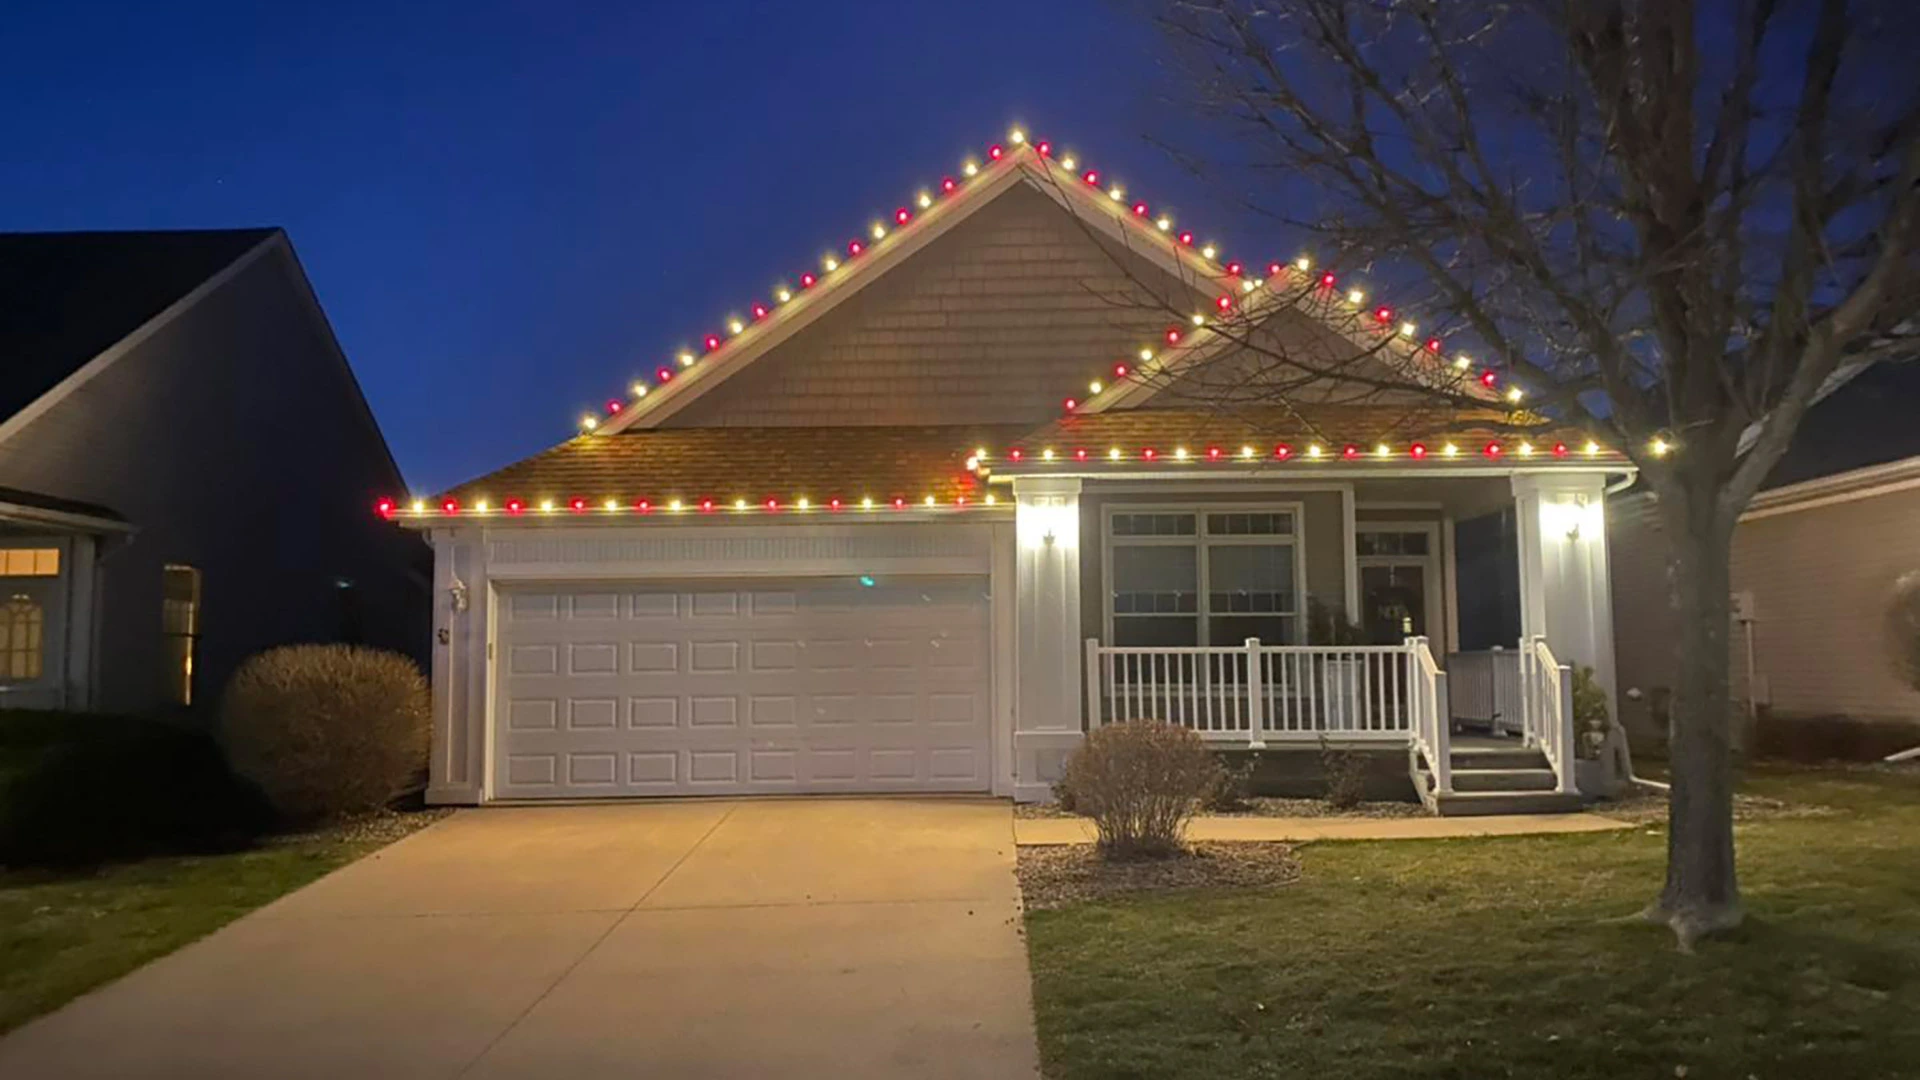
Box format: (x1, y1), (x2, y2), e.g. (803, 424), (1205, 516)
(1650, 437), (1672, 457)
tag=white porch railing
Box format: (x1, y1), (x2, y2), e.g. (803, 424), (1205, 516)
(1517, 635), (1578, 795)
(1083, 638), (1450, 776)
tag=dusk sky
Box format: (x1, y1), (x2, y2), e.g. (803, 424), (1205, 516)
(0, 0), (1276, 493)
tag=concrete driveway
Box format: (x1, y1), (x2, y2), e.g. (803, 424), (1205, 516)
(0, 799), (1041, 1079)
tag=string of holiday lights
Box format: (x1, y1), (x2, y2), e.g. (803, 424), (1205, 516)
(381, 435), (1631, 521)
(578, 127), (1529, 435)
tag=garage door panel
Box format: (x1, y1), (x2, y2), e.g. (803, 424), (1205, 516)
(494, 578), (991, 799)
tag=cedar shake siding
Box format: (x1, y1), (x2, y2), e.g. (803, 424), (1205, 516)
(659, 182), (1210, 429)
(0, 236), (426, 715)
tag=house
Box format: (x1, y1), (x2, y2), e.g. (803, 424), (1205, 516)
(397, 132), (1635, 813)
(0, 229), (427, 715)
(1610, 359), (1920, 753)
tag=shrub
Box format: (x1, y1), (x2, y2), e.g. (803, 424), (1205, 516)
(1205, 751), (1259, 812)
(1572, 665), (1612, 759)
(1060, 721), (1218, 859)
(0, 712), (272, 866)
(220, 645), (429, 823)
(1319, 736), (1368, 809)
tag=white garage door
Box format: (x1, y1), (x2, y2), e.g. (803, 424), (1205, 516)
(494, 577), (992, 799)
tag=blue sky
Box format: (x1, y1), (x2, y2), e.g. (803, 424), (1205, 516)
(1, 0), (1255, 492)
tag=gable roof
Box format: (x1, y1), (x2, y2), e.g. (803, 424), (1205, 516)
(0, 229), (278, 422)
(1761, 359), (1920, 490)
(581, 130), (1504, 440)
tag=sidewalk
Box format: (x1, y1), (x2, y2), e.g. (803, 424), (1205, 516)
(1014, 811), (1631, 846)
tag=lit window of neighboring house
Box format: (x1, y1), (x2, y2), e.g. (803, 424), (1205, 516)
(0, 594), (44, 682)
(162, 565), (202, 705)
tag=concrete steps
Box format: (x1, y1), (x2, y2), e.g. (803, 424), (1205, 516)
(1415, 741), (1582, 816)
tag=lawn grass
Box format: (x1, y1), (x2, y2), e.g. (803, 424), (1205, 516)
(0, 811), (442, 1035)
(1024, 762), (1920, 1079)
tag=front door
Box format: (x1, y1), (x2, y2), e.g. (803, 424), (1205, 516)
(1360, 564), (1427, 644)
(1355, 524), (1441, 649)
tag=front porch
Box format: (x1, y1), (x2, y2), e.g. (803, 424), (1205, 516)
(997, 429), (1630, 812)
(1082, 636), (1585, 815)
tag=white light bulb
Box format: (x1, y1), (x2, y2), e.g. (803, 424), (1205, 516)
(1585, 441), (1601, 456)
(1443, 443), (1459, 457)
(984, 493), (997, 505)
(678, 351), (694, 366)
(1108, 187), (1124, 201)
(603, 497), (618, 511)
(917, 192), (932, 209)
(728, 319), (744, 335)
(1060, 155), (1076, 170)
(1174, 446), (1190, 461)
(1009, 129), (1026, 144)
(1650, 437), (1671, 457)
(1517, 442), (1534, 457)
(1307, 444), (1323, 459)
(540, 499), (555, 512)
(1089, 380), (1103, 394)
(1294, 256), (1311, 271)
(1108, 448), (1122, 461)
(668, 498), (683, 512)
(631, 382), (647, 397)
(1240, 445), (1255, 459)
(861, 496), (874, 510)
(1042, 448), (1056, 461)
(1506, 387), (1524, 403)
(410, 499), (426, 514)
(581, 415), (598, 431)
(1190, 313), (1205, 326)
(1376, 443), (1391, 458)
(1399, 322), (1417, 337)
(1347, 289), (1365, 304)
(733, 498), (747, 510)
(1139, 348), (1153, 362)
(963, 161), (979, 177)
(1156, 217), (1171, 231)
(923, 494), (936, 506)
(1454, 356), (1471, 370)
(824, 256), (839, 271)
(870, 223), (886, 241)
(1201, 245), (1217, 260)
(797, 497), (810, 510)
(775, 288), (792, 303)
(1241, 279), (1257, 293)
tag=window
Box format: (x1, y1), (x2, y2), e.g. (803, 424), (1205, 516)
(162, 565), (201, 706)
(0, 594), (44, 682)
(1107, 507), (1301, 646)
(0, 549), (59, 577)
(1355, 530), (1430, 557)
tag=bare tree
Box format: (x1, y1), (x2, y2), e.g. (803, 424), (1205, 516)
(1127, 0), (1920, 948)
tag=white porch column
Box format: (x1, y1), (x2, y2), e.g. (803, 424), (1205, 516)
(1011, 476), (1084, 801)
(1511, 473), (1617, 710)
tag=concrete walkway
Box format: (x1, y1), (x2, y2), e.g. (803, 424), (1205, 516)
(0, 799), (1041, 1080)
(1014, 810), (1632, 845)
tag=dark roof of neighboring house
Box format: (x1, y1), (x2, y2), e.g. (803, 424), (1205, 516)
(0, 484), (126, 528)
(0, 228), (278, 422)
(1763, 359), (1920, 489)
(438, 425), (1032, 507)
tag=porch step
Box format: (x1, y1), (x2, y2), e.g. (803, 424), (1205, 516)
(1427, 788), (1586, 817)
(1445, 767), (1559, 793)
(1447, 745), (1551, 772)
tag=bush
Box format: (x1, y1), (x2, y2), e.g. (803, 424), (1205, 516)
(1060, 721), (1218, 859)
(0, 712), (273, 867)
(1318, 737), (1369, 809)
(220, 645), (429, 823)
(1572, 665), (1612, 759)
(1205, 751), (1259, 812)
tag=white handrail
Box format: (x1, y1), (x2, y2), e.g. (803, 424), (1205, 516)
(1519, 635), (1578, 795)
(1408, 636), (1452, 795)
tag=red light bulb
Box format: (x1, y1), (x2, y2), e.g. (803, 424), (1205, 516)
(1008, 448), (1023, 462)
(1216, 295), (1233, 312)
(1553, 442), (1569, 458)
(847, 240), (864, 257)
(895, 207), (911, 225)
(1225, 261), (1243, 277)
(765, 498), (779, 511)
(1410, 443), (1428, 459)
(1132, 202), (1149, 217)
(635, 499), (651, 513)
(892, 496), (906, 509)
(940, 177), (957, 193)
(1425, 338), (1442, 353)
(504, 498), (524, 515)
(1266, 262), (1283, 277)
(606, 399), (623, 414)
(699, 498), (715, 513)
(829, 497), (843, 510)
(1177, 231), (1194, 246)
(1319, 272), (1337, 288)
(656, 368), (672, 382)
(569, 497), (587, 513)
(1342, 444), (1360, 459)
(1063, 398), (1077, 412)
(987, 144), (1004, 161)
(1206, 446), (1222, 460)
(375, 497), (396, 518)
(1165, 328), (1182, 345)
(1083, 170), (1100, 186)
(1375, 307), (1394, 323)
(1484, 441), (1503, 458)
(751, 303), (768, 319)
(1481, 370), (1498, 388)
(1274, 444), (1293, 459)
(1074, 448), (1088, 461)
(1142, 448), (1157, 461)
(1113, 363), (1130, 378)
(1035, 141), (1051, 157)
(799, 272), (816, 288)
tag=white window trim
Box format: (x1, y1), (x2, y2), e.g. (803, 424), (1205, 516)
(1354, 520), (1444, 652)
(1101, 501), (1308, 647)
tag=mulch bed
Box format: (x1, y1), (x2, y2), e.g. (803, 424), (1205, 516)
(1013, 797), (1422, 820)
(1016, 841), (1302, 911)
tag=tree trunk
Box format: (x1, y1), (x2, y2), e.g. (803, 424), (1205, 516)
(1648, 482), (1744, 950)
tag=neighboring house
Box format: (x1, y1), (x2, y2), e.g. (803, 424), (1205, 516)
(0, 229), (427, 715)
(398, 133), (1635, 812)
(1611, 359), (1920, 747)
